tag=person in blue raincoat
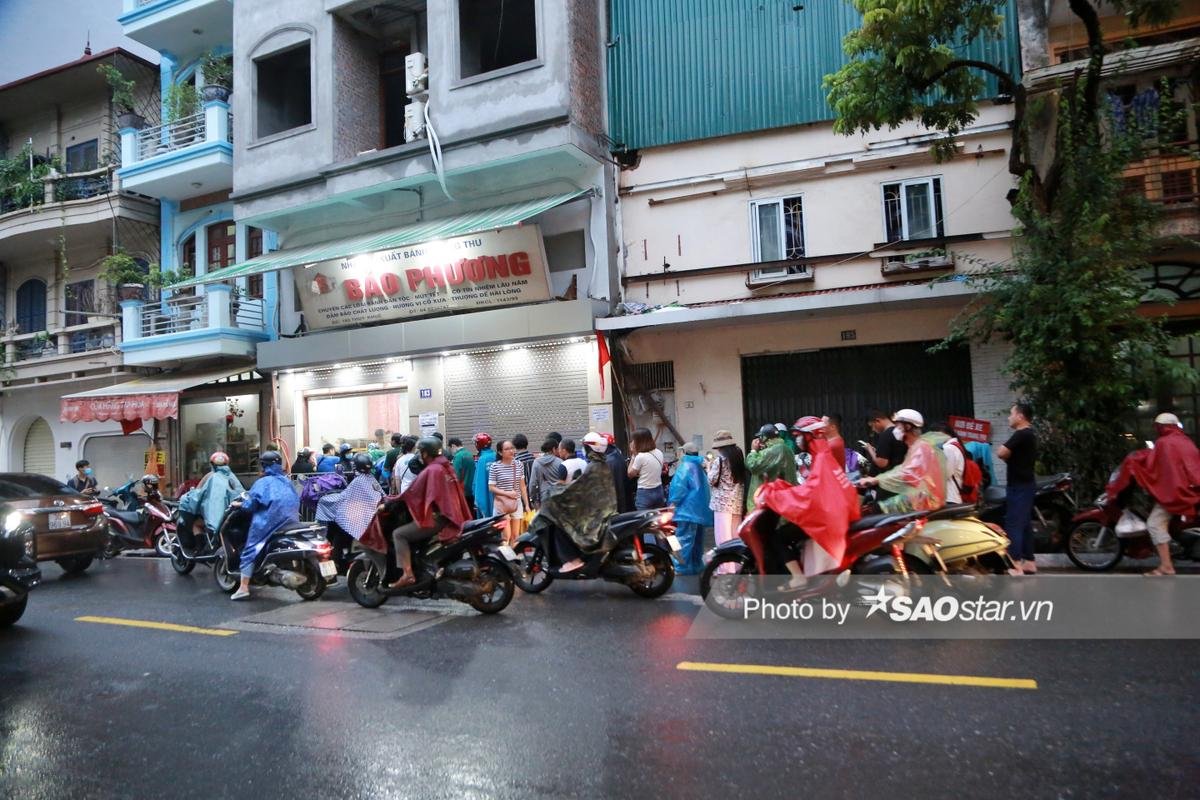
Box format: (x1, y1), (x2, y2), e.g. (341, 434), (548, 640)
(668, 442), (714, 575)
(231, 451), (300, 600)
(471, 432), (496, 518)
(193, 452), (242, 543)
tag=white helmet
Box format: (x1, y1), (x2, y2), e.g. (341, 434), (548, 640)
(582, 431), (608, 455)
(892, 409), (925, 429)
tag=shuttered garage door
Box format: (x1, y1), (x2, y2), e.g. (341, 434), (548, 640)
(22, 417), (56, 477)
(444, 342), (591, 445)
(741, 341), (973, 442)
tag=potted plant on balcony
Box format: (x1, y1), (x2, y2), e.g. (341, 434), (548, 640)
(165, 82), (201, 146)
(200, 51), (233, 103)
(97, 64), (144, 130)
(98, 251), (148, 301)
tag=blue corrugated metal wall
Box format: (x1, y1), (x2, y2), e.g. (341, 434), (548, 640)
(607, 0), (1020, 151)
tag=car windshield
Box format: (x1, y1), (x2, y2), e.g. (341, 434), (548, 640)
(0, 474), (73, 500)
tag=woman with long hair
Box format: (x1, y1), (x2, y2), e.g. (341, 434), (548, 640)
(488, 439), (530, 545)
(706, 430), (747, 562)
(626, 427), (666, 510)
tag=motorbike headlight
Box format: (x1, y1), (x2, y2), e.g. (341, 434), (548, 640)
(4, 511), (23, 534)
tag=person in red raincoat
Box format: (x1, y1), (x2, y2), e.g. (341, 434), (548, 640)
(755, 416), (862, 591)
(1108, 412), (1200, 575)
(388, 437), (474, 589)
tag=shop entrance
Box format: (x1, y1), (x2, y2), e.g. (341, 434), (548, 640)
(741, 341), (974, 446)
(304, 389), (408, 452)
(21, 417), (55, 477)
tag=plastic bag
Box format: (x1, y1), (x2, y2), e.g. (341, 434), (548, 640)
(1115, 509), (1148, 537)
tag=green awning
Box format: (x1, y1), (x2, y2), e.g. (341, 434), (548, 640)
(170, 189), (592, 289)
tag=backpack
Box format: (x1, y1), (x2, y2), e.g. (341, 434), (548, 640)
(300, 472), (347, 513)
(949, 440), (982, 504)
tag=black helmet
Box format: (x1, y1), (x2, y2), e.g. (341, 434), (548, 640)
(260, 451), (283, 468)
(338, 443), (353, 454)
(416, 436), (442, 459)
(352, 452), (375, 474)
(756, 424), (779, 440)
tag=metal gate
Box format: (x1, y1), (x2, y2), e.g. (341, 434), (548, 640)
(22, 417), (55, 477)
(443, 342), (591, 446)
(741, 341), (973, 445)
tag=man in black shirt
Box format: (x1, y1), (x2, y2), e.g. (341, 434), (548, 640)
(863, 409), (908, 475)
(66, 459), (98, 496)
(998, 401), (1038, 574)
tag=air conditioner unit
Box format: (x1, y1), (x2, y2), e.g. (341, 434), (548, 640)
(404, 99), (427, 142)
(880, 254), (954, 276)
(405, 52), (428, 96)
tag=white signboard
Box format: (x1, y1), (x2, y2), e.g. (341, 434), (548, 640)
(294, 225), (553, 331)
(418, 411), (439, 436)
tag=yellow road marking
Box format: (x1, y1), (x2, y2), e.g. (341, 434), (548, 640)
(676, 661), (1037, 690)
(75, 615), (238, 637)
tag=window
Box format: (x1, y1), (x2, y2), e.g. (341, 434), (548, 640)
(207, 221), (236, 270)
(65, 279), (95, 326)
(380, 48), (410, 148)
(65, 140), (98, 173)
(459, 0), (537, 79)
(15, 279), (46, 333)
(255, 43), (312, 138)
(883, 177), (944, 242)
(749, 196), (809, 282)
(246, 226), (264, 299)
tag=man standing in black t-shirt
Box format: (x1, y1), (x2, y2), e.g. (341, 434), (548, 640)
(998, 401), (1038, 575)
(863, 409), (908, 475)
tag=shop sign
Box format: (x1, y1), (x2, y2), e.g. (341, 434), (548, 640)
(949, 415), (992, 443)
(294, 225), (553, 331)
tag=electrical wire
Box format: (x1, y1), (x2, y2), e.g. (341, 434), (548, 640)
(423, 101), (454, 201)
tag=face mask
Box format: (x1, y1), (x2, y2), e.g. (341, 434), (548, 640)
(84, 468), (94, 476)
(892, 426), (906, 441)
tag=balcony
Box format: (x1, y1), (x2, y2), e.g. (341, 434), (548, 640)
(1123, 141), (1200, 238)
(117, 104), (233, 201)
(119, 287), (270, 367)
(118, 0), (232, 58)
(1, 321), (123, 385)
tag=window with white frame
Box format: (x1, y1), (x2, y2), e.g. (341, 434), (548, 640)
(749, 195), (809, 282)
(882, 177), (944, 242)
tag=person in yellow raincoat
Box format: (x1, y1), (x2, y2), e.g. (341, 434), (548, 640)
(857, 409), (948, 514)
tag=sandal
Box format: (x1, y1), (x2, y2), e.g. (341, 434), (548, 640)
(1144, 568), (1175, 576)
(777, 577), (807, 593)
(387, 575), (416, 590)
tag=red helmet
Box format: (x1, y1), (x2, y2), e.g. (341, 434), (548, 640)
(602, 433), (615, 446)
(473, 432), (493, 449)
(790, 416), (827, 435)
(209, 451), (230, 466)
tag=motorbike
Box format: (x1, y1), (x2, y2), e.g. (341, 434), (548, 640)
(98, 479), (140, 512)
(101, 486), (176, 558)
(211, 497), (336, 600)
(166, 509), (224, 576)
(977, 473), (1076, 552)
(345, 500), (518, 614)
(510, 508), (680, 599)
(1065, 472), (1200, 571)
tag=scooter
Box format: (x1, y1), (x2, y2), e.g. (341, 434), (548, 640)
(511, 508), (681, 599)
(166, 510), (224, 576)
(98, 479), (140, 512)
(345, 500), (518, 614)
(102, 486), (176, 558)
(977, 473), (1076, 552)
(211, 497), (336, 600)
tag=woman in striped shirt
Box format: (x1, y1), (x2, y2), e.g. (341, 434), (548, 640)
(488, 440), (530, 545)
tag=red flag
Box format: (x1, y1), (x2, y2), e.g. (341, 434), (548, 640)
(120, 418), (143, 436)
(758, 439), (860, 565)
(596, 331), (611, 398)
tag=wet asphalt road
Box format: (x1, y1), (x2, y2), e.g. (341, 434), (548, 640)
(1, 557), (1197, 800)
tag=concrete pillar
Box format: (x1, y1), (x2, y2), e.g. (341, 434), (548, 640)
(207, 283), (232, 328)
(204, 99), (230, 144)
(119, 127), (138, 167)
(120, 299), (144, 341)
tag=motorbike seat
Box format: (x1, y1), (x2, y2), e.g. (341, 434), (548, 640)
(849, 513), (903, 532)
(108, 508), (142, 525)
(274, 520), (322, 537)
(1036, 473), (1070, 488)
(609, 510), (652, 535)
(983, 486), (1006, 505)
(461, 515), (504, 534)
(925, 503), (978, 521)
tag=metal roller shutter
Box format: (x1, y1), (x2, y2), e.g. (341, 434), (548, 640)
(22, 418), (56, 477)
(741, 341), (973, 446)
(444, 342), (591, 445)
(83, 433), (152, 490)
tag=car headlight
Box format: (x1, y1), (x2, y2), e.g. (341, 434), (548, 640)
(4, 511), (23, 534)
(24, 531), (34, 559)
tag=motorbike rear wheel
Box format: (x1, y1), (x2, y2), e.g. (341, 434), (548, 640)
(1066, 520), (1123, 571)
(627, 545), (674, 599)
(467, 558), (515, 614)
(294, 561), (327, 601)
(213, 552), (239, 593)
(699, 551), (759, 619)
(512, 541), (554, 593)
(170, 547), (195, 575)
(346, 559), (389, 608)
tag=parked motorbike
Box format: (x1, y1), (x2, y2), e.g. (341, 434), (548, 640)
(977, 473), (1076, 552)
(211, 497), (336, 600)
(101, 485), (176, 558)
(1065, 473), (1200, 571)
(345, 500), (518, 614)
(98, 479), (140, 512)
(511, 508), (680, 599)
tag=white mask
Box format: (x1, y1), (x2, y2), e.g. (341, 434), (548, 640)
(892, 425), (906, 441)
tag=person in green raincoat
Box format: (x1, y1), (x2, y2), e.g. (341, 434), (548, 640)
(744, 424), (798, 513)
(857, 409), (949, 514)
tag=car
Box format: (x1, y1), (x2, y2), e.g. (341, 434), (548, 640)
(0, 506), (39, 627)
(0, 473), (108, 575)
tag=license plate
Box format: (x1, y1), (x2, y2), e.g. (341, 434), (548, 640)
(48, 512), (71, 530)
(666, 535), (682, 553)
(498, 545), (519, 561)
(318, 559), (337, 578)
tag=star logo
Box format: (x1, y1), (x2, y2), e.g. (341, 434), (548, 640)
(863, 585), (893, 619)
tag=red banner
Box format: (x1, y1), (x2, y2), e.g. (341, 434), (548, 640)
(60, 393), (179, 423)
(949, 415), (992, 444)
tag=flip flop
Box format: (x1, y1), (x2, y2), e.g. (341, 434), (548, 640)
(387, 576), (416, 590)
(1143, 568), (1175, 576)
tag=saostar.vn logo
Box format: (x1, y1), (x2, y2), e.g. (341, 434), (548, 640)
(863, 585), (1053, 623)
